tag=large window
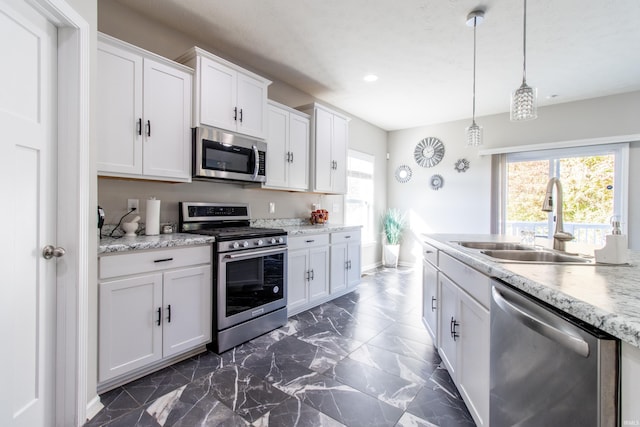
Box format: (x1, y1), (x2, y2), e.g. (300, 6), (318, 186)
(345, 150), (375, 244)
(500, 144), (628, 245)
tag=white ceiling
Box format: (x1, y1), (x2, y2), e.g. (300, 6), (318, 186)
(114, 0), (640, 131)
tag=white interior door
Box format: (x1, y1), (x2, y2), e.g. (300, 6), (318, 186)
(0, 1), (58, 426)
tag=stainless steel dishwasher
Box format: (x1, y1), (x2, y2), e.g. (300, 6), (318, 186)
(490, 279), (619, 426)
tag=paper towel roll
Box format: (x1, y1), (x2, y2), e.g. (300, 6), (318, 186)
(146, 198), (161, 236)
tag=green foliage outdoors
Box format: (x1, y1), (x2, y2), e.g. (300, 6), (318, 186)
(506, 155), (615, 224)
(381, 208), (406, 245)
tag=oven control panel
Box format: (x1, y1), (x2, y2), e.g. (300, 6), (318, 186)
(219, 235), (287, 253)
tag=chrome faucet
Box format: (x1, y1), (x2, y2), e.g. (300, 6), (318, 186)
(541, 177), (573, 251)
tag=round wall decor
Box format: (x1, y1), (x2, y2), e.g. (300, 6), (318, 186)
(454, 158), (470, 173)
(395, 165), (412, 183)
(414, 137), (445, 168)
(430, 174), (444, 191)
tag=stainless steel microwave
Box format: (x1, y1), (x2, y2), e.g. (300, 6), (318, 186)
(193, 127), (267, 183)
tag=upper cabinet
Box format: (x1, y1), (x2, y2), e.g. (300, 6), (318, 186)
(263, 100), (309, 191)
(176, 47), (272, 139)
(299, 103), (350, 194)
(97, 33), (193, 182)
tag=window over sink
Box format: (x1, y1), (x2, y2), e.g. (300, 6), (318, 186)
(498, 143), (628, 246)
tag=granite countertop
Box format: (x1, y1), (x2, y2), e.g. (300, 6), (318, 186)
(422, 233), (640, 348)
(99, 233), (215, 254)
(251, 218), (362, 236)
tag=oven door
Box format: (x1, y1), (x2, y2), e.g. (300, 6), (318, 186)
(194, 127), (266, 182)
(217, 246), (287, 330)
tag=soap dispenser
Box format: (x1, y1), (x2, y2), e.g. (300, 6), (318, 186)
(594, 216), (628, 264)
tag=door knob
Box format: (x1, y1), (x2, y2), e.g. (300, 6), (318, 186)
(42, 245), (66, 260)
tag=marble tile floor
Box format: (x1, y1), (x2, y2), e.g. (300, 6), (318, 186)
(85, 266), (475, 427)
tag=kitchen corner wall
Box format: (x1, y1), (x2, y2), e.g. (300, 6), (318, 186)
(389, 91), (640, 264)
(97, 0), (388, 269)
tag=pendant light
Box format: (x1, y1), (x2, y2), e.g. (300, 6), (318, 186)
(511, 0), (537, 121)
(466, 9), (484, 147)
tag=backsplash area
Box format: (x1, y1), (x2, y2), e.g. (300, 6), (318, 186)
(98, 177), (345, 228)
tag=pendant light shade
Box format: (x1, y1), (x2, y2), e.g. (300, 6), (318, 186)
(511, 0), (537, 121)
(466, 10), (484, 147)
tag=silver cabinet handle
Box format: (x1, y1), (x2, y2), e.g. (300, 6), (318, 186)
(431, 296), (437, 312)
(492, 286), (590, 357)
(450, 316), (460, 340)
(42, 245), (66, 259)
(252, 145), (259, 181)
(225, 247), (286, 260)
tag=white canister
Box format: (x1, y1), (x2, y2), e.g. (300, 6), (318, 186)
(145, 198), (161, 236)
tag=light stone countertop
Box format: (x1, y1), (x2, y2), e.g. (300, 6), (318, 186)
(251, 218), (362, 236)
(99, 233), (215, 254)
(423, 233), (640, 349)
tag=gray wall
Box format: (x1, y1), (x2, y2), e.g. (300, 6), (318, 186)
(389, 91), (640, 263)
(97, 0), (388, 270)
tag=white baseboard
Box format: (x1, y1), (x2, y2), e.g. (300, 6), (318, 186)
(362, 261), (382, 272)
(85, 395), (104, 423)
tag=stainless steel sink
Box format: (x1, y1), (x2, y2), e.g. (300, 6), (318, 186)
(481, 249), (592, 264)
(456, 241), (531, 251)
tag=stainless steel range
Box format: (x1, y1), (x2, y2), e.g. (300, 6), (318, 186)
(179, 202), (288, 353)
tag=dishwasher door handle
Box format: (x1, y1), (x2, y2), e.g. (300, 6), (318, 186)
(491, 286), (590, 358)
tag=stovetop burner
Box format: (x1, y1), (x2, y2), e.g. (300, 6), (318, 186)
(178, 202), (287, 251)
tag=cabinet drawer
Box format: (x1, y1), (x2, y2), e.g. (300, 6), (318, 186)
(288, 233), (330, 250)
(439, 252), (491, 308)
(99, 245), (212, 280)
(422, 242), (438, 266)
(331, 229), (361, 244)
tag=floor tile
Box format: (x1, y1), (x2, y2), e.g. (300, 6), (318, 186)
(121, 366), (191, 406)
(83, 387), (140, 427)
(326, 357), (422, 410)
(294, 324), (365, 357)
(405, 377), (475, 427)
(252, 397), (346, 427)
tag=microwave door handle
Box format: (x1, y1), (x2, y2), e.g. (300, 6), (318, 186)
(252, 145), (259, 180)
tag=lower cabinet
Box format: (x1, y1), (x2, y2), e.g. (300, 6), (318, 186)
(422, 242), (439, 342)
(98, 246), (212, 387)
(436, 252), (491, 427)
(330, 230), (361, 294)
(287, 234), (330, 315)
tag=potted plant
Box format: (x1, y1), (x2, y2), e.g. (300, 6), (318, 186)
(381, 208), (406, 268)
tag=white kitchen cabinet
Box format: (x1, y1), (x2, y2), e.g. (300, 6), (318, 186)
(330, 230), (361, 295)
(437, 252), (491, 427)
(97, 33), (192, 182)
(422, 242), (439, 343)
(287, 234), (330, 316)
(299, 103), (349, 194)
(177, 47), (271, 139)
(98, 246), (211, 388)
(263, 101), (309, 191)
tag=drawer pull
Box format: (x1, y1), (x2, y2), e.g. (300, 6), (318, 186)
(167, 304), (172, 323)
(305, 239), (315, 243)
(156, 307), (162, 326)
(153, 257), (174, 263)
(345, 235), (351, 239)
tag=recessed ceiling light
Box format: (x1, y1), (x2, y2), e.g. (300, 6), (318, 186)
(363, 74), (378, 82)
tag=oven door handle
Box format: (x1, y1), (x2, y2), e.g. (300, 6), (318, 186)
(224, 247), (286, 260)
(252, 145), (260, 181)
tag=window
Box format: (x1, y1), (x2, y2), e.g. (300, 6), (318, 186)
(500, 144), (628, 245)
(345, 150), (375, 244)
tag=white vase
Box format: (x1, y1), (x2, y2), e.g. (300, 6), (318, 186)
(383, 244), (400, 268)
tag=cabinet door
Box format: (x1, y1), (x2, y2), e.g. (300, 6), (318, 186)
(331, 114), (348, 194)
(330, 243), (348, 294)
(199, 56), (237, 131)
(142, 58), (192, 181)
(99, 274), (163, 382)
(287, 249), (309, 314)
(422, 260), (438, 342)
(237, 72), (267, 138)
(97, 42), (143, 175)
(288, 113), (309, 191)
(438, 274), (458, 378)
(265, 105), (289, 189)
(346, 241), (361, 288)
(308, 246), (330, 301)
(457, 289), (490, 427)
(162, 265), (212, 358)
(313, 108), (333, 192)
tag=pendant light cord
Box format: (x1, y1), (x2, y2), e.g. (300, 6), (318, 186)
(472, 16), (477, 122)
(522, 0), (527, 84)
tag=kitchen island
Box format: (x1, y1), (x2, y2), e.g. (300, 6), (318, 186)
(422, 233), (640, 425)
